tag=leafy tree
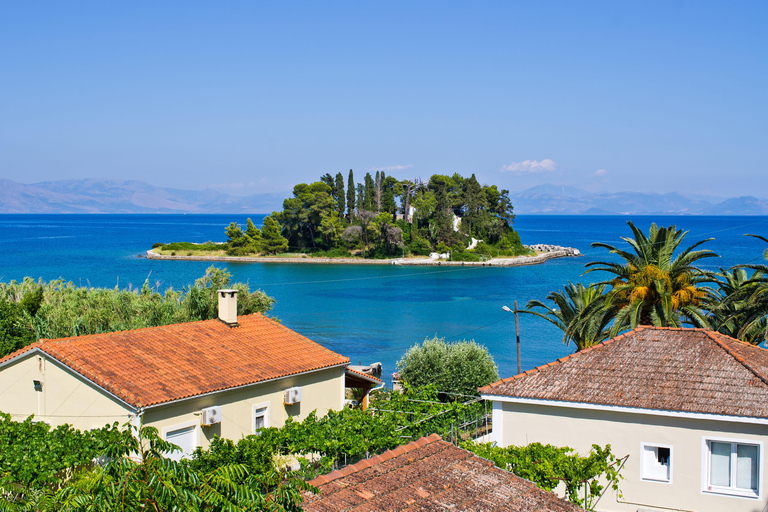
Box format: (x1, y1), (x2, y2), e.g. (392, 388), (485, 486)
(526, 283), (612, 351)
(586, 221), (717, 333)
(397, 337), (499, 398)
(260, 215), (289, 254)
(346, 169), (356, 219)
(225, 222), (246, 247)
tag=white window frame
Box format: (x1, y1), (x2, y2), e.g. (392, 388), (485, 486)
(252, 401), (270, 434)
(640, 442), (673, 484)
(702, 436), (762, 499)
(162, 420), (199, 461)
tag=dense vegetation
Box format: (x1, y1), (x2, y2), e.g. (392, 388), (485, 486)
(463, 441), (624, 510)
(527, 221), (768, 349)
(0, 267), (274, 358)
(396, 337), (499, 398)
(0, 386), (620, 510)
(161, 171), (529, 259)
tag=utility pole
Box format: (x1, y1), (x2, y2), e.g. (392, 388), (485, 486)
(514, 300), (521, 375)
(502, 303), (522, 374)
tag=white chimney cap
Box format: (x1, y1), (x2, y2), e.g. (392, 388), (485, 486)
(218, 289), (239, 326)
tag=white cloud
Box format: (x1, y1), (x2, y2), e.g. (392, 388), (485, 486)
(594, 169), (608, 176)
(501, 159), (557, 174)
(365, 164), (414, 172)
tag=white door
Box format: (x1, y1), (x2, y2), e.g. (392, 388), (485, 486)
(165, 425), (197, 461)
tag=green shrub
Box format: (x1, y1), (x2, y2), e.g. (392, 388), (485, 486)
(408, 238), (432, 256)
(462, 441), (624, 509)
(397, 337), (499, 397)
(161, 241), (218, 252)
(451, 251), (482, 262)
(311, 248), (353, 258)
(151, 242), (164, 249)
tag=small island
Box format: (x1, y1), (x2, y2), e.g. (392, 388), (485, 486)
(147, 171), (580, 266)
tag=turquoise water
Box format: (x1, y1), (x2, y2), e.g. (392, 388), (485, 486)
(2, 214), (767, 380)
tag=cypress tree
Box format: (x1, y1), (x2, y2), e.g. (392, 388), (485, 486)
(364, 173), (375, 211)
(335, 172), (345, 218)
(356, 183), (365, 213)
(347, 169), (356, 219)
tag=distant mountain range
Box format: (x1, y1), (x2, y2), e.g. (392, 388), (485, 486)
(510, 184), (768, 215)
(0, 179), (285, 214)
(1, 179), (767, 215)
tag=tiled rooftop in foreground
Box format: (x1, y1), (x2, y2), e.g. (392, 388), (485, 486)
(303, 434), (582, 512)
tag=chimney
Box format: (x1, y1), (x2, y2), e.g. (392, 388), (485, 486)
(218, 289), (239, 326)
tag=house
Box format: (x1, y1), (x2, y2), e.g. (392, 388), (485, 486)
(480, 326), (768, 512)
(0, 290), (381, 460)
(301, 433), (582, 512)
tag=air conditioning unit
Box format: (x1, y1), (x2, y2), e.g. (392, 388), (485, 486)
(284, 387), (302, 404)
(201, 406), (222, 426)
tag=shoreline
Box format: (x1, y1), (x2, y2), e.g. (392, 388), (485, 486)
(144, 246), (581, 267)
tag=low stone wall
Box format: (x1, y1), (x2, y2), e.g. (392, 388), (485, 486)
(145, 248), (581, 267)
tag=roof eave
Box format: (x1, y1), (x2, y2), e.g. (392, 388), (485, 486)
(482, 394), (768, 426)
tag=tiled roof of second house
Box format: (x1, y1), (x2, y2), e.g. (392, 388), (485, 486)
(302, 434), (582, 512)
(480, 327), (768, 419)
(0, 313), (349, 408)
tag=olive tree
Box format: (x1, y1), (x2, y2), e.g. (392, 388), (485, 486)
(397, 337), (499, 398)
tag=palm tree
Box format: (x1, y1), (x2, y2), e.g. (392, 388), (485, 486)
(722, 234), (768, 344)
(585, 221), (718, 333)
(526, 282), (612, 351)
(705, 267), (767, 344)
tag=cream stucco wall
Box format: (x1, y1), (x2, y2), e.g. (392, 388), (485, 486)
(0, 351), (135, 430)
(0, 351), (346, 454)
(492, 400), (768, 512)
(142, 365), (346, 450)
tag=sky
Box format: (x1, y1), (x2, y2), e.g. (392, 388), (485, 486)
(1, 1), (766, 198)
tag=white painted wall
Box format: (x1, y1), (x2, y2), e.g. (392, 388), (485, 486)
(494, 400), (768, 512)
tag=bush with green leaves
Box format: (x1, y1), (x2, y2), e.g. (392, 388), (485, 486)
(463, 441), (624, 510)
(0, 266), (274, 357)
(397, 337), (499, 397)
(0, 413), (132, 498)
(1, 422), (314, 512)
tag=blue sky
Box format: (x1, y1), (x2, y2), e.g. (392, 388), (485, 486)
(1, 1), (766, 198)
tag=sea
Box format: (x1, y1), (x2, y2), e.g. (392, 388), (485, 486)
(2, 214), (768, 381)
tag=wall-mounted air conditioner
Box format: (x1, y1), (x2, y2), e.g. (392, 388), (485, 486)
(201, 406), (222, 426)
(284, 387), (302, 404)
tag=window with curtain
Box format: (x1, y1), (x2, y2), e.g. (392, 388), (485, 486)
(705, 439), (760, 498)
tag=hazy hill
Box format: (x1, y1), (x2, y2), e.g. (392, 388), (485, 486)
(0, 179), (284, 214)
(1, 178), (767, 215)
(511, 185), (768, 215)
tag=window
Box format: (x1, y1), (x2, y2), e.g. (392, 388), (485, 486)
(253, 402), (270, 434)
(641, 443), (672, 483)
(704, 438), (761, 498)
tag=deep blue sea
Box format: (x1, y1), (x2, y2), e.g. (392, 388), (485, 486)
(2, 214), (768, 380)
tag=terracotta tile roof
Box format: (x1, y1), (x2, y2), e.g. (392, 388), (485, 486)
(345, 368), (384, 386)
(480, 326), (768, 419)
(303, 435), (581, 512)
(0, 314), (349, 408)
